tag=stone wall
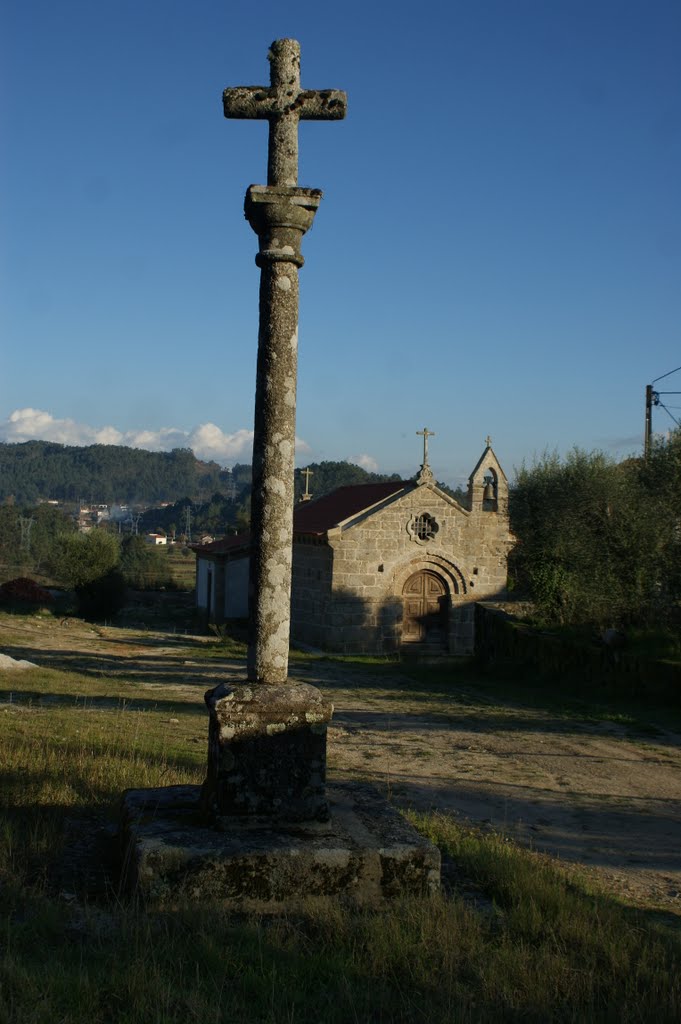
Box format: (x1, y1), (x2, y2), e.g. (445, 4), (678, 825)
(475, 603), (681, 699)
(290, 540), (333, 648)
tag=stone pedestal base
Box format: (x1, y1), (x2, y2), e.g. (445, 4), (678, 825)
(120, 782), (440, 910)
(202, 681), (333, 823)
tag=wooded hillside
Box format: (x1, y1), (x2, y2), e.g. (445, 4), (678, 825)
(0, 442), (228, 505)
(0, 441), (466, 540)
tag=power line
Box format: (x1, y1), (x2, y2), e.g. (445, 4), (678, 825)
(645, 368), (681, 456)
(652, 365), (681, 385)
(656, 401), (681, 429)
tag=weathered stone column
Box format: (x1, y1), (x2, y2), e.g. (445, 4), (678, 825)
(120, 42), (441, 906)
(201, 40), (346, 824)
(245, 185), (321, 684)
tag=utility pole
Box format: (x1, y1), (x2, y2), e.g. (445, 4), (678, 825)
(645, 366), (681, 457)
(644, 384), (655, 459)
(184, 506), (192, 544)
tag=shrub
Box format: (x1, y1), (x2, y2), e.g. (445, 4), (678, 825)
(120, 536), (174, 590)
(0, 577), (53, 605)
(49, 530), (120, 591)
(75, 568), (128, 621)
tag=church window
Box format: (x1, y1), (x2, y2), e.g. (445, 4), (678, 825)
(408, 512), (439, 543)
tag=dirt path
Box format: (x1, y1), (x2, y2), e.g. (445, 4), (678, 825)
(295, 660), (681, 913)
(2, 615), (680, 913)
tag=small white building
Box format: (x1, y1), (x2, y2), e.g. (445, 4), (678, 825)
(145, 533), (167, 546)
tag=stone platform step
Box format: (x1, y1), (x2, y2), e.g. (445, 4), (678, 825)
(120, 781), (440, 911)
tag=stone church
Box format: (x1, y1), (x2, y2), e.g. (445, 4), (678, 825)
(194, 440), (512, 656)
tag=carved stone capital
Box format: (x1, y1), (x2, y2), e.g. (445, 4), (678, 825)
(245, 185), (322, 267)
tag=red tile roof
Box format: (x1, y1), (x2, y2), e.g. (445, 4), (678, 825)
(193, 481), (411, 555)
(292, 481), (411, 534)
(192, 532), (250, 557)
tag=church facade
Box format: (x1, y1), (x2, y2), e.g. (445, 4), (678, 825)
(194, 442), (512, 656)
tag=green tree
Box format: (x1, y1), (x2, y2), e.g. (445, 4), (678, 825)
(0, 506), (22, 578)
(49, 530), (121, 590)
(637, 430), (681, 608)
(48, 529), (125, 620)
(120, 536), (173, 590)
(30, 504), (77, 569)
(510, 447), (671, 628)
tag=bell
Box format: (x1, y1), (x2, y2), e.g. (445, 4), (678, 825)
(483, 477), (495, 502)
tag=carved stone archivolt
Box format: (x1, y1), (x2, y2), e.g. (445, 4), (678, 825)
(392, 554), (467, 599)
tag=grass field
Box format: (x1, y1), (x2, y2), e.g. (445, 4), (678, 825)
(0, 542), (197, 594)
(1, 623), (680, 1022)
(165, 545), (197, 591)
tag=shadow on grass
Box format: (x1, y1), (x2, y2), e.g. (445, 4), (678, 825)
(331, 705), (672, 739)
(0, 643), (243, 686)
(333, 762), (681, 881)
(301, 655), (681, 740)
(1, 798), (123, 901)
(0, 687), (209, 717)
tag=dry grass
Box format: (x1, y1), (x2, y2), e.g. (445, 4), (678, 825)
(1, 645), (680, 1022)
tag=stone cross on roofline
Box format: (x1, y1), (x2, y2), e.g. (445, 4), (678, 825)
(223, 39), (347, 187)
(300, 466), (314, 501)
(416, 427), (436, 485)
(417, 426), (435, 466)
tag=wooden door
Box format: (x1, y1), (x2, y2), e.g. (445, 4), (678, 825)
(402, 571), (447, 646)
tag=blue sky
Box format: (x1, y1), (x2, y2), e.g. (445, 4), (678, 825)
(1, 0), (679, 489)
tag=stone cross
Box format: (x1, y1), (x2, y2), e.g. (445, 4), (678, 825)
(485, 435), (493, 448)
(300, 466), (314, 501)
(224, 41), (346, 685)
(223, 39), (346, 187)
(417, 427), (436, 466)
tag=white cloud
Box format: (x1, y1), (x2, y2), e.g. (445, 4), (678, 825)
(3, 408), (124, 446)
(0, 407), (309, 466)
(186, 424), (253, 463)
(346, 453), (379, 473)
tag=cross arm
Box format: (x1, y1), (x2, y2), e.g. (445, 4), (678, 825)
(223, 87), (277, 119)
(296, 90), (347, 120)
(223, 87), (347, 121)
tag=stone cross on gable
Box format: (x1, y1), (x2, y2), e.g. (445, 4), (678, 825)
(417, 427), (436, 466)
(223, 39), (347, 187)
(300, 466), (314, 501)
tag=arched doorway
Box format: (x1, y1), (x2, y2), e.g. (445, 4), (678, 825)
(401, 570), (448, 649)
